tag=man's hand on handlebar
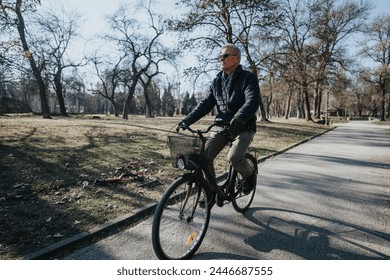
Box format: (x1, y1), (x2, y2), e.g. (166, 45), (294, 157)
(176, 118), (241, 136)
(176, 120), (189, 132)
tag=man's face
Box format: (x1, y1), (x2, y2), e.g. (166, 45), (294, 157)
(219, 48), (240, 74)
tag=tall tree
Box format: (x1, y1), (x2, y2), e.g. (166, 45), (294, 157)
(361, 14), (390, 121)
(91, 53), (125, 116)
(1, 0), (51, 118)
(106, 2), (175, 119)
(311, 0), (370, 118)
(167, 0), (281, 121)
(275, 0), (320, 121)
(34, 3), (84, 116)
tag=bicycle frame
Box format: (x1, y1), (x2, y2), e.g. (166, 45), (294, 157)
(188, 156), (237, 201)
(152, 121), (257, 259)
(176, 121), (240, 207)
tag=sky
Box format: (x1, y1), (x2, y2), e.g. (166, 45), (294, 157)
(49, 0), (390, 46)
(39, 0), (179, 56)
(37, 0), (390, 90)
(41, 0), (177, 36)
(370, 0), (390, 15)
(38, 0), (186, 88)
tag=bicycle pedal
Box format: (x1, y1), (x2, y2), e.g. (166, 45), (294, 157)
(198, 199), (206, 209)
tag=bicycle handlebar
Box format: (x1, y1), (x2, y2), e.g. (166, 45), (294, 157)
(179, 118), (230, 136)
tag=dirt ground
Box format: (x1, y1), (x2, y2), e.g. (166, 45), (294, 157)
(0, 114), (328, 259)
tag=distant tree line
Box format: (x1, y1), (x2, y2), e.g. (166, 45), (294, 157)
(0, 0), (389, 121)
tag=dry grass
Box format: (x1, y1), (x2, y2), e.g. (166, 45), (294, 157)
(0, 114), (329, 259)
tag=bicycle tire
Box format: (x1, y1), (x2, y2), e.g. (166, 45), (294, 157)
(232, 153), (258, 213)
(151, 175), (210, 259)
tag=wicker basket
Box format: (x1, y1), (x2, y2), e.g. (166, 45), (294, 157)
(167, 134), (202, 168)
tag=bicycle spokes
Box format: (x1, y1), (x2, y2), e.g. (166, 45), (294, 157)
(152, 176), (211, 259)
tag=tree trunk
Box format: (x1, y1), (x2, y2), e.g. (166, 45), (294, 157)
(380, 87), (386, 121)
(314, 81), (323, 119)
(15, 1), (51, 118)
(123, 81), (137, 119)
(267, 74), (273, 118)
(285, 88), (292, 120)
(387, 94), (390, 119)
(55, 87), (67, 116)
(296, 90), (304, 119)
(248, 64), (268, 122)
(143, 83), (153, 118)
(317, 88), (323, 119)
(303, 82), (313, 121)
(110, 98), (120, 117)
(54, 69), (68, 116)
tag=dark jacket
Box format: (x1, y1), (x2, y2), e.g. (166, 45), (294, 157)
(183, 65), (260, 131)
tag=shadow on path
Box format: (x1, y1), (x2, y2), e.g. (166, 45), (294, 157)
(243, 207), (390, 260)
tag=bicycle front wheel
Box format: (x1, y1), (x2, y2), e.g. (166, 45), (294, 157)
(232, 153), (258, 213)
(152, 175), (210, 259)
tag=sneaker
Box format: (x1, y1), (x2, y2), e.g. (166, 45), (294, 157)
(242, 171), (256, 194)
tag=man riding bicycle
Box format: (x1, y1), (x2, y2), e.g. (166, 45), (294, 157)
(178, 43), (260, 194)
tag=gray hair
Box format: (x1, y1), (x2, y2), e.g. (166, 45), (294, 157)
(222, 43), (241, 57)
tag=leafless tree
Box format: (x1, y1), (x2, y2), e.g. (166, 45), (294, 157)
(275, 0), (321, 121)
(310, 0), (370, 118)
(106, 2), (175, 119)
(167, 0), (282, 121)
(353, 72), (374, 117)
(360, 14), (390, 121)
(269, 0), (370, 121)
(90, 53), (126, 116)
(1, 0), (51, 118)
(33, 3), (85, 116)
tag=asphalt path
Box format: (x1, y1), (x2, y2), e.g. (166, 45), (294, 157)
(64, 121), (390, 260)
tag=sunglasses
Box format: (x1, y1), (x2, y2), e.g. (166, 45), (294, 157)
(219, 53), (238, 60)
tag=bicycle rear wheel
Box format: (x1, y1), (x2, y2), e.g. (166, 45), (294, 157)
(232, 153), (258, 213)
(152, 175), (210, 259)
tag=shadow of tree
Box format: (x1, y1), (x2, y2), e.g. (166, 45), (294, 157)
(0, 121), (170, 259)
(243, 207), (390, 260)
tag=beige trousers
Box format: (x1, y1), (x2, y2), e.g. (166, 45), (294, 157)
(204, 130), (255, 179)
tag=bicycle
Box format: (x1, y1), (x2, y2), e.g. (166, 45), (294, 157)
(151, 119), (258, 260)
